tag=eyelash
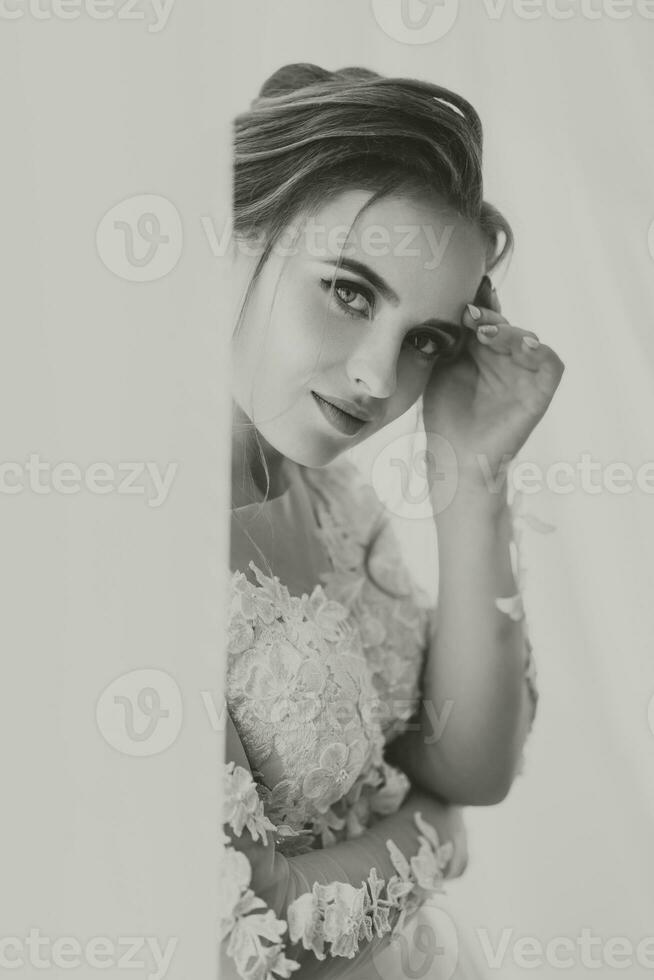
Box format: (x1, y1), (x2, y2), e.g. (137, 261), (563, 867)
(319, 277), (460, 361)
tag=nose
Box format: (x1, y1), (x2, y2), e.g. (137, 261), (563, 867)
(345, 330), (398, 400)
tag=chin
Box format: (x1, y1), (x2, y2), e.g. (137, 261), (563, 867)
(262, 423), (348, 470)
(284, 438), (344, 469)
(258, 391), (377, 468)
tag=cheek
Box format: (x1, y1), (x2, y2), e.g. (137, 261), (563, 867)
(269, 306), (327, 381)
(240, 284), (334, 403)
(271, 280), (345, 375)
(392, 357), (432, 411)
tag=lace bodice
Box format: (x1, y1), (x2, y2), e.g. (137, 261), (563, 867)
(226, 457), (435, 848)
(221, 455), (543, 979)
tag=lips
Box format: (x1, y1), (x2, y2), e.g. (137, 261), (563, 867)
(311, 391), (369, 436)
(311, 391), (372, 421)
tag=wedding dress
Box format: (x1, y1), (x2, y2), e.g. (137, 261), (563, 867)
(220, 453), (539, 979)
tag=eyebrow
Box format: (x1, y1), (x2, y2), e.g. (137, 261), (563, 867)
(319, 257), (464, 335)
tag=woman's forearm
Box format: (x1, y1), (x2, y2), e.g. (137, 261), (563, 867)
(250, 786), (466, 913)
(236, 785), (466, 975)
(387, 475), (534, 806)
(287, 787), (466, 895)
(281, 788), (466, 975)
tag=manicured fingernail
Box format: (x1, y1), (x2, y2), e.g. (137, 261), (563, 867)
(522, 336), (540, 350)
(478, 324), (498, 338)
(467, 304), (481, 320)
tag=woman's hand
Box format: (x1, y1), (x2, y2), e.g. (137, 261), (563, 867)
(422, 276), (565, 487)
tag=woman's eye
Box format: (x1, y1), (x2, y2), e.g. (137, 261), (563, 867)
(318, 278), (463, 361)
(409, 331), (458, 360)
(320, 278), (373, 318)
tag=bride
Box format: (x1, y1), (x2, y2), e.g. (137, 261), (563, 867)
(220, 63), (564, 979)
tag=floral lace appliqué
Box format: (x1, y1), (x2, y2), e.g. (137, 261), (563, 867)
(220, 762), (455, 978)
(300, 459), (434, 743)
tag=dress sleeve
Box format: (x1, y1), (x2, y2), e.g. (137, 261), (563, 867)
(367, 466), (542, 739)
(344, 457), (547, 769)
(493, 486), (558, 769)
(220, 711), (463, 980)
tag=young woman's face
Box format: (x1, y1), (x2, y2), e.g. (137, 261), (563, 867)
(231, 189), (487, 467)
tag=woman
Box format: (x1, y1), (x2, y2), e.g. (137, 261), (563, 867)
(220, 63), (564, 979)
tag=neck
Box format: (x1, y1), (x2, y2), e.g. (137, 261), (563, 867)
(231, 400), (290, 506)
